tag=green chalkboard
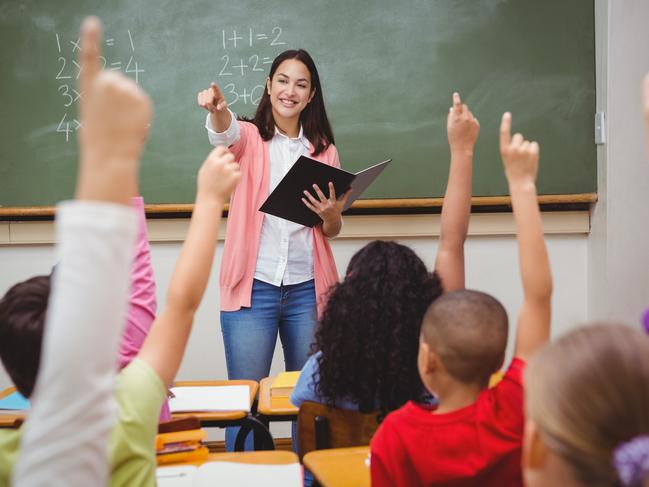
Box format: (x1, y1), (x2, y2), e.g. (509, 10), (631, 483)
(0, 0), (596, 208)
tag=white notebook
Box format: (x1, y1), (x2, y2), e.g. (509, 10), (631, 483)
(169, 385), (250, 413)
(157, 462), (302, 487)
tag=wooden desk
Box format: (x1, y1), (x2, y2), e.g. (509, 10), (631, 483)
(171, 380), (258, 424)
(171, 380), (274, 450)
(176, 450), (299, 466)
(0, 387), (26, 428)
(303, 446), (370, 487)
(257, 376), (298, 421)
(205, 450), (298, 465)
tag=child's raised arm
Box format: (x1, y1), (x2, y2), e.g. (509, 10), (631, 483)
(14, 16), (152, 486)
(137, 146), (240, 386)
(500, 113), (552, 361)
(434, 92), (479, 292)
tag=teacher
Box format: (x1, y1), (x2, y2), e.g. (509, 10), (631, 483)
(197, 49), (348, 448)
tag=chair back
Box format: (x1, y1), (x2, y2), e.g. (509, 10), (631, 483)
(297, 401), (379, 460)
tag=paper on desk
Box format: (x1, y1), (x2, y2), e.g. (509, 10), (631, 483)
(157, 465), (196, 487)
(169, 385), (250, 413)
(157, 462), (302, 487)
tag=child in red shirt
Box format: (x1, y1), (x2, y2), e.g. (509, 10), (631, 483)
(371, 112), (553, 486)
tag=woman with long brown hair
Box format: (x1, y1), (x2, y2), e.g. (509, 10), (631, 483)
(197, 49), (347, 449)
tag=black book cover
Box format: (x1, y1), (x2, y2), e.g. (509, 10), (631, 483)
(259, 155), (356, 227)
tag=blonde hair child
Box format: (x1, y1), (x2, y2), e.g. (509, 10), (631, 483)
(523, 324), (649, 487)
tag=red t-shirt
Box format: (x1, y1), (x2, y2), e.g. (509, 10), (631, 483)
(370, 358), (526, 487)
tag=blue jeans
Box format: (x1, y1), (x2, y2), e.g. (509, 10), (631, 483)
(220, 278), (317, 450)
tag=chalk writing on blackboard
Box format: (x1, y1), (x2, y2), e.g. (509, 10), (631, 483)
(215, 26), (288, 108)
(53, 30), (144, 141)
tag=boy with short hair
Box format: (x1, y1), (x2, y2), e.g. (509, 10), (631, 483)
(370, 112), (552, 487)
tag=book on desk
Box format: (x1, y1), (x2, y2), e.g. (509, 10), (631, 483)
(157, 417), (209, 466)
(270, 371), (301, 398)
(169, 385), (250, 413)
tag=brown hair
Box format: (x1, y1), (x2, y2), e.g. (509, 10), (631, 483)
(526, 324), (649, 487)
(420, 289), (508, 387)
(0, 275), (51, 397)
(244, 49), (335, 156)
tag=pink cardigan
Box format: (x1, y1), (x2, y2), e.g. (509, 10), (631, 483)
(220, 121), (340, 316)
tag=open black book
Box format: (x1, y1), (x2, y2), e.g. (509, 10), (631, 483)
(259, 156), (391, 227)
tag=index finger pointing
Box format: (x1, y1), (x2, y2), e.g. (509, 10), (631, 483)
(500, 112), (512, 149)
(453, 92), (462, 108)
(79, 16), (102, 100)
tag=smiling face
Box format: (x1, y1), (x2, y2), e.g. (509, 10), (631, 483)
(266, 59), (315, 131)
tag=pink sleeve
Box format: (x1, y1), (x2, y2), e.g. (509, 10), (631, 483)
(228, 121), (254, 161)
(117, 196), (157, 370)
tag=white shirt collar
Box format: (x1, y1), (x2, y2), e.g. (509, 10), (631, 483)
(274, 125), (311, 150)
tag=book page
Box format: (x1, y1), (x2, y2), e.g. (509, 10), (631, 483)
(343, 159), (391, 211)
(156, 465), (198, 487)
(196, 462), (302, 487)
(169, 386), (250, 413)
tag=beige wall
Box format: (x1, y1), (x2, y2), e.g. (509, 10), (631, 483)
(588, 0), (649, 323)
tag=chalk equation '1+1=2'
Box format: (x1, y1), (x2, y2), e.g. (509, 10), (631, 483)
(216, 26), (288, 108)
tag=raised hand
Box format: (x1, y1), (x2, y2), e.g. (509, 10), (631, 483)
(76, 17), (152, 204)
(447, 92), (480, 154)
(196, 146), (241, 204)
(434, 92), (477, 292)
(302, 182), (351, 226)
(500, 112), (551, 361)
(499, 112), (539, 186)
(197, 82), (228, 113)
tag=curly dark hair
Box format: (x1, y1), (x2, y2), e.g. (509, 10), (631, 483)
(313, 240), (442, 421)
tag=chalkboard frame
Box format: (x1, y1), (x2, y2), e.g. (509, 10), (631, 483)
(0, 193), (597, 220)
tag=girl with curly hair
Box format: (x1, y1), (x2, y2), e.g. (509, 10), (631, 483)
(291, 93), (480, 420)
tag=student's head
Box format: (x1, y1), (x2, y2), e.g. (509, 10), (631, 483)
(252, 49), (334, 155)
(524, 324), (649, 487)
(0, 275), (51, 397)
(418, 290), (508, 391)
(313, 240), (442, 420)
